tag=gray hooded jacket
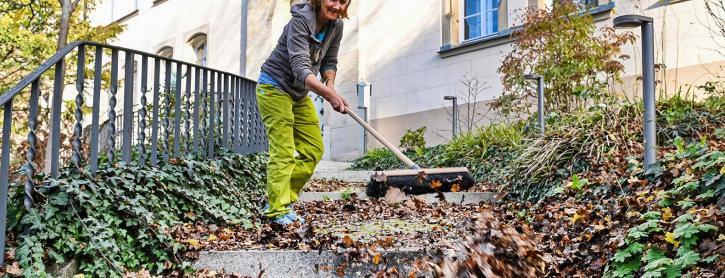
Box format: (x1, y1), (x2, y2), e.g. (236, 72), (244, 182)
(260, 3), (344, 101)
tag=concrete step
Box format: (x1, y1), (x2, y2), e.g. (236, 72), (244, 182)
(194, 249), (426, 277)
(311, 170), (373, 183)
(298, 191), (497, 205)
(314, 160), (353, 171)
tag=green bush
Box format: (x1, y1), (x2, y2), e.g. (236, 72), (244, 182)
(496, 0), (635, 115)
(399, 127), (427, 153)
(10, 151), (267, 277)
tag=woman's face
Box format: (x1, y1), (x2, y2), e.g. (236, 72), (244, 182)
(319, 0), (349, 21)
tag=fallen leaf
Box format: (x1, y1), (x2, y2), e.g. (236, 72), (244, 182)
(208, 234), (218, 241)
(343, 235), (354, 247)
(451, 183), (461, 192)
(185, 239), (201, 247)
(665, 232), (680, 247)
(6, 262), (21, 275)
(661, 208), (673, 221)
(373, 253), (381, 265)
(384, 187), (407, 205)
(431, 180), (442, 189)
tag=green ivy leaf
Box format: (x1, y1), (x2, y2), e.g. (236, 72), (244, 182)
(674, 249), (700, 269)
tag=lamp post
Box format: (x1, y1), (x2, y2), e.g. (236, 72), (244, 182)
(614, 15), (657, 171)
(444, 95), (458, 138)
(524, 74), (545, 135)
(357, 81), (371, 154)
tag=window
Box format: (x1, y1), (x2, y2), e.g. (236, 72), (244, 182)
(111, 0), (139, 21)
(188, 34), (208, 66)
(156, 46), (173, 59)
(462, 0), (500, 41)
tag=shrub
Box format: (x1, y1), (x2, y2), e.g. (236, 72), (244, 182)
(496, 0), (635, 116)
(399, 127), (427, 153)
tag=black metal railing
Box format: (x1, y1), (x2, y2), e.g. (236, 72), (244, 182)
(0, 41), (267, 265)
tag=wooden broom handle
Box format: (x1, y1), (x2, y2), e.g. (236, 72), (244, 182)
(346, 108), (420, 169)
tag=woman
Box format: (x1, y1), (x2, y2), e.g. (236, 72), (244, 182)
(256, 0), (351, 225)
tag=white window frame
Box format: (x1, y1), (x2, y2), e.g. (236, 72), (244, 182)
(110, 0), (139, 21)
(460, 0), (500, 42)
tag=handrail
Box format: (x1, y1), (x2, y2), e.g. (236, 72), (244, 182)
(0, 40), (254, 106)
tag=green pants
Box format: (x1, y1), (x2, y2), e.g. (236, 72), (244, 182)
(256, 84), (324, 218)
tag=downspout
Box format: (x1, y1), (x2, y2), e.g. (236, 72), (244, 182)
(240, 0), (248, 77)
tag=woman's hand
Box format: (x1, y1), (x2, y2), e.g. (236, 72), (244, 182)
(305, 74), (349, 114)
(326, 92), (349, 114)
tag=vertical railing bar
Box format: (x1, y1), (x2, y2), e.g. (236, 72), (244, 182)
(222, 74), (229, 149)
(150, 58), (161, 166)
(229, 76), (236, 152)
(107, 50), (119, 167)
(138, 55), (148, 166)
(201, 69), (208, 158)
(24, 80), (40, 212)
(241, 81), (249, 154)
(184, 64), (192, 153)
(72, 45), (86, 169)
(216, 72), (223, 151)
(50, 59), (66, 177)
(192, 67), (201, 154)
(163, 60), (171, 162)
(174, 62), (182, 156)
(90, 46), (103, 173)
(0, 100), (14, 266)
(208, 70), (216, 158)
(122, 52), (134, 163)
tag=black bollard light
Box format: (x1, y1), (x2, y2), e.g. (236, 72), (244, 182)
(444, 95), (458, 138)
(524, 74), (545, 135)
(614, 15), (657, 171)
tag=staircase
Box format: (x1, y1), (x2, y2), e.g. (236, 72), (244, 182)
(193, 161), (496, 277)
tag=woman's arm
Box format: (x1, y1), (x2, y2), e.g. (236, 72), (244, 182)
(305, 73), (348, 113)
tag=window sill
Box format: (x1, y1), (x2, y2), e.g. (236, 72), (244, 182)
(113, 9), (139, 24)
(152, 0), (169, 7)
(439, 2), (615, 58)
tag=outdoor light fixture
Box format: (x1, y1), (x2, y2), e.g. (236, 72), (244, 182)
(524, 74), (545, 135)
(444, 95), (458, 138)
(614, 15), (657, 171)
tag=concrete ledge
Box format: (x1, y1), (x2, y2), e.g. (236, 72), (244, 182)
(194, 249), (426, 277)
(311, 170), (373, 183)
(299, 192), (497, 204)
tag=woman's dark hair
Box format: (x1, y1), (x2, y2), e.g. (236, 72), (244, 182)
(309, 0), (351, 19)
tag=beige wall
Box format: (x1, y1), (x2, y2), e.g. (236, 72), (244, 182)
(95, 0), (725, 162)
(354, 0), (725, 157)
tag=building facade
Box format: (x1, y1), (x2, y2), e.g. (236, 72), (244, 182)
(91, 0), (725, 161)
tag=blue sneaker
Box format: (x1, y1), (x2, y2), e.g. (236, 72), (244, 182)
(270, 214), (294, 225)
(286, 207), (305, 224)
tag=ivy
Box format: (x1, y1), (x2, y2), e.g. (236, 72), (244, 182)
(9, 151), (267, 277)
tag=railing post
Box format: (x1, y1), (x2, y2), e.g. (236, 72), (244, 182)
(122, 52), (135, 163)
(0, 100), (14, 266)
(208, 71), (216, 158)
(150, 58), (161, 167)
(72, 45), (86, 169)
(89, 46), (103, 173)
(107, 50), (119, 167)
(174, 63), (182, 156)
(163, 60), (171, 162)
(49, 59), (65, 177)
(139, 55), (148, 165)
(193, 67), (201, 154)
(223, 74), (230, 149)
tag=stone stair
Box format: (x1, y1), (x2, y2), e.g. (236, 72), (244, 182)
(193, 161), (496, 277)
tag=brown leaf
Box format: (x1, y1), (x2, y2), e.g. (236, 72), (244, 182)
(5, 262), (21, 275)
(343, 235), (354, 247)
(384, 187), (407, 205)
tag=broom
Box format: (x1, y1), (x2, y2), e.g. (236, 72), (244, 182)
(346, 109), (475, 197)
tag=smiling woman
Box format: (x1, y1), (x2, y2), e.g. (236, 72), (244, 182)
(256, 0), (352, 225)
